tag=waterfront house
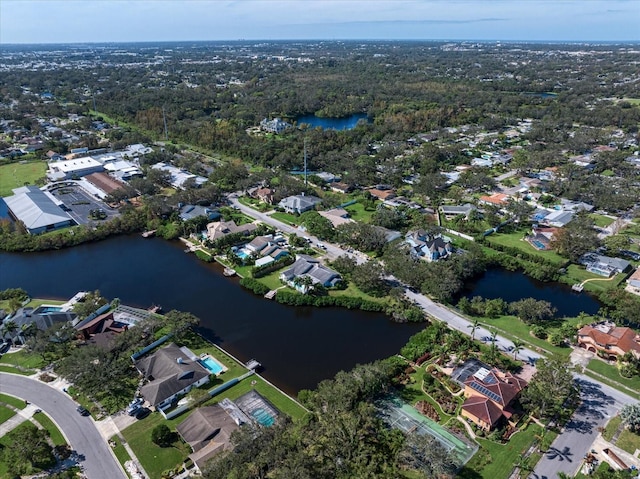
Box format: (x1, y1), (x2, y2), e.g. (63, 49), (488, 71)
(404, 230), (453, 262)
(577, 323), (640, 360)
(526, 226), (559, 250)
(178, 204), (220, 222)
(280, 255), (342, 293)
(1, 307), (77, 345)
(260, 117), (291, 134)
(541, 210), (574, 228)
(578, 253), (631, 277)
(278, 195), (321, 215)
(74, 311), (128, 348)
(453, 360), (527, 431)
(206, 220), (257, 242)
(176, 405), (240, 473)
(135, 343), (210, 410)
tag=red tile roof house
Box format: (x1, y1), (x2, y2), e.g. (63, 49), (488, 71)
(368, 188), (396, 201)
(577, 323), (640, 361)
(478, 193), (510, 207)
(459, 365), (527, 431)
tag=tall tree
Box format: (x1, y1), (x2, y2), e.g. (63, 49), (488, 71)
(521, 357), (577, 419)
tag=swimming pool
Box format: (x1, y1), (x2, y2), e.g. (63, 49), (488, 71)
(198, 356), (225, 375)
(32, 305), (63, 314)
(236, 250), (250, 260)
(531, 240), (546, 250)
(251, 407), (276, 427)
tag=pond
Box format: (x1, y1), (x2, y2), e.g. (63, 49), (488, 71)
(295, 113), (369, 130)
(462, 267), (601, 318)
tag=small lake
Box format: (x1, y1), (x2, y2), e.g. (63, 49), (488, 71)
(296, 113), (369, 130)
(462, 268), (601, 318)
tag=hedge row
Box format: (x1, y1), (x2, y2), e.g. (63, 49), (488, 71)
(251, 255), (294, 278)
(239, 278), (270, 296)
(275, 290), (385, 312)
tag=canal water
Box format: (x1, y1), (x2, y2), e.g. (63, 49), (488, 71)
(0, 235), (423, 395)
(295, 113), (369, 130)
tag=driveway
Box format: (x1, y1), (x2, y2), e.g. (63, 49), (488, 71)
(0, 373), (126, 479)
(529, 376), (630, 478)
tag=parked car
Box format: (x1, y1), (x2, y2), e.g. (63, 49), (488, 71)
(0, 342), (10, 354)
(619, 249), (640, 261)
(126, 397), (144, 415)
(134, 407), (150, 420)
(76, 406), (90, 416)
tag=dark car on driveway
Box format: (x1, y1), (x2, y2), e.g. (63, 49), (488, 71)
(0, 342), (10, 354)
(76, 406), (90, 416)
(134, 407), (150, 420)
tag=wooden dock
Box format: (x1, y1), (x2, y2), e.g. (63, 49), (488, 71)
(264, 290), (277, 300)
(246, 359), (261, 371)
(572, 283), (584, 292)
(223, 267), (236, 277)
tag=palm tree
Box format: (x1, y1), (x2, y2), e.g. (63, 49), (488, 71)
(512, 339), (525, 360)
(293, 275), (314, 294)
(467, 319), (480, 341)
(0, 320), (18, 341)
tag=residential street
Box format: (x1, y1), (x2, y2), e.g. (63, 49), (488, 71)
(0, 373), (126, 479)
(228, 194), (637, 475)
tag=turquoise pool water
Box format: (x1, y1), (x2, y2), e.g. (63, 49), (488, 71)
(199, 357), (224, 375)
(236, 250), (250, 260)
(32, 305), (63, 314)
(251, 408), (276, 427)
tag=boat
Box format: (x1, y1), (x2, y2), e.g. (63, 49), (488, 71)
(141, 230), (156, 238)
(245, 359), (261, 371)
(223, 267), (236, 277)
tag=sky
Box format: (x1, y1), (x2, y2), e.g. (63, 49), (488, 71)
(1, 0), (638, 44)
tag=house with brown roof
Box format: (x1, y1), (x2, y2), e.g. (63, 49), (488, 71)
(454, 360), (527, 431)
(318, 208), (354, 228)
(74, 311), (128, 348)
(250, 187), (275, 205)
(176, 405), (240, 473)
(367, 188), (396, 201)
(577, 323), (640, 360)
(330, 182), (354, 194)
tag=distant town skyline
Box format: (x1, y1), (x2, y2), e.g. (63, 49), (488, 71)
(1, 0), (638, 45)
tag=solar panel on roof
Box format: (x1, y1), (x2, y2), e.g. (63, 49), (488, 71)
(469, 381), (502, 403)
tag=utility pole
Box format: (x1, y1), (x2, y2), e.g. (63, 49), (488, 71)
(92, 94), (97, 113)
(162, 106), (169, 141)
(303, 137), (308, 186)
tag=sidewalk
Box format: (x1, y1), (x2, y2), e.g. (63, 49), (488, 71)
(0, 403), (40, 436)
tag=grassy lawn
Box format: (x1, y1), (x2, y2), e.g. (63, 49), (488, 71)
(121, 412), (190, 479)
(0, 350), (45, 370)
(0, 161), (47, 197)
(586, 360), (640, 399)
(617, 428), (640, 455)
(343, 201), (377, 223)
(33, 411), (66, 446)
(590, 214), (616, 228)
(398, 369), (454, 422)
(557, 265), (625, 293)
(238, 196), (271, 212)
(269, 211), (299, 225)
(0, 365), (33, 375)
(0, 405), (16, 424)
(0, 393), (26, 410)
(109, 435), (133, 470)
(0, 297), (64, 313)
(255, 270), (286, 290)
(484, 230), (567, 266)
(174, 331), (247, 380)
(470, 314), (571, 358)
(214, 256), (253, 278)
(461, 422), (543, 479)
(328, 282), (389, 305)
(204, 374), (308, 420)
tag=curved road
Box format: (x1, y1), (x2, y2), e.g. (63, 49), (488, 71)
(0, 373), (125, 479)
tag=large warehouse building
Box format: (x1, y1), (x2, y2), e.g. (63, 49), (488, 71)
(4, 185), (75, 234)
(47, 156), (104, 181)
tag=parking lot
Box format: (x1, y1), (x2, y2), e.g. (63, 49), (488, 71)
(49, 185), (120, 226)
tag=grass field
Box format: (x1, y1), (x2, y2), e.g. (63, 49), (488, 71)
(484, 230), (567, 266)
(109, 435), (133, 470)
(0, 350), (45, 370)
(0, 161), (47, 197)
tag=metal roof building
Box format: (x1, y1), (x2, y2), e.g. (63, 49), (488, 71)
(4, 185), (75, 234)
